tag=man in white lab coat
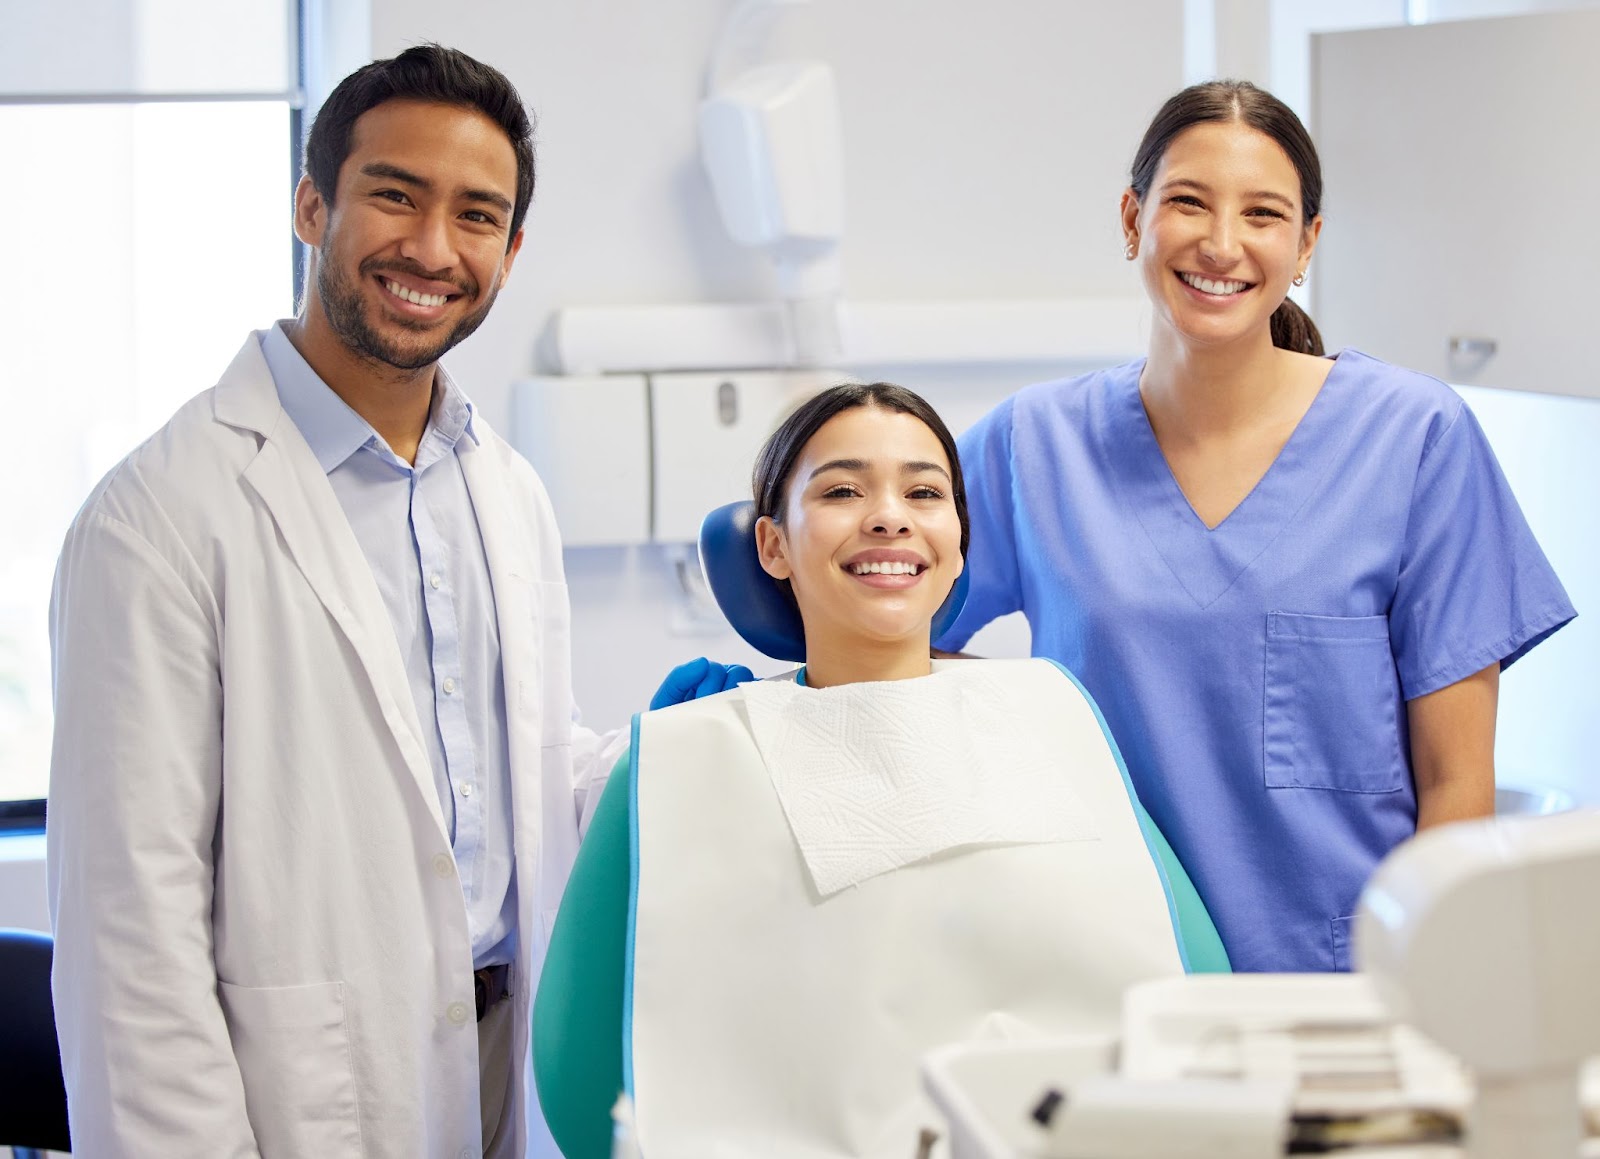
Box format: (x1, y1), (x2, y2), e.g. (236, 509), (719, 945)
(47, 45), (624, 1158)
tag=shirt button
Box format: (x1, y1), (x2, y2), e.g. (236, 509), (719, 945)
(432, 853), (454, 879)
(459, 1149), (477, 1159)
(442, 677), (457, 695)
(447, 1002), (470, 1025)
(459, 782), (474, 798)
(430, 573), (442, 590)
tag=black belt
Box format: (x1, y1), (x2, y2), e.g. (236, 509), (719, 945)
(474, 964), (511, 1022)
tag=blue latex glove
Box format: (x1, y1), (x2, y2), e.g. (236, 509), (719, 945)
(649, 657), (755, 710)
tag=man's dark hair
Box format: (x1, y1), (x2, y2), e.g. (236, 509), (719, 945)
(303, 44), (536, 243)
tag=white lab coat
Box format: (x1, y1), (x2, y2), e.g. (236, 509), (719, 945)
(47, 333), (616, 1158)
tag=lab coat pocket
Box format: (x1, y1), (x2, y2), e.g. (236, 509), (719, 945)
(1263, 612), (1405, 793)
(218, 979), (363, 1157)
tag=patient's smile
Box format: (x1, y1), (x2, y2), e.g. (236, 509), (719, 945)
(846, 553), (927, 579)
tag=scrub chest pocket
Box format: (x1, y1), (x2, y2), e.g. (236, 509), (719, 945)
(1263, 612), (1405, 793)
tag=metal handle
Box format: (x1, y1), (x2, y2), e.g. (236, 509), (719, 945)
(1448, 336), (1498, 359)
(716, 379), (739, 426)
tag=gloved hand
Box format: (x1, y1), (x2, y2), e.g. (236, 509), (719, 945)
(649, 657), (755, 710)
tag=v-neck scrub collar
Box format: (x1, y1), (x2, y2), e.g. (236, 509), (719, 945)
(1114, 351), (1356, 610)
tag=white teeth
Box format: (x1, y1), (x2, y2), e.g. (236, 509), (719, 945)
(1180, 272), (1248, 295)
(384, 278), (448, 308)
(849, 561), (920, 575)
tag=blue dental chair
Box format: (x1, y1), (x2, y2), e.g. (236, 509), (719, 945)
(695, 500), (971, 662)
(534, 502), (1224, 1158)
(533, 501), (969, 1158)
(0, 928), (71, 1156)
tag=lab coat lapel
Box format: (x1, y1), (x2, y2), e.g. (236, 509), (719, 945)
(456, 433), (546, 839)
(215, 335), (449, 840)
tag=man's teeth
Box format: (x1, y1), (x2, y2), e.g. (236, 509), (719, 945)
(384, 278), (448, 307)
(1180, 272), (1249, 295)
(849, 561), (921, 575)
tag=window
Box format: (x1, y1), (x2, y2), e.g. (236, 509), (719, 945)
(1, 2), (299, 822)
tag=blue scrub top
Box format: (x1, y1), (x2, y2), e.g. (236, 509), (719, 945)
(939, 350), (1575, 972)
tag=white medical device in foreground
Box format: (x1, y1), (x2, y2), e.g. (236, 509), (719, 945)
(1357, 808), (1600, 1158)
(924, 809), (1600, 1157)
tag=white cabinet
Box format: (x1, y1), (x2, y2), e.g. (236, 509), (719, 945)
(510, 374), (652, 547)
(511, 370), (837, 546)
(1312, 10), (1600, 398)
(649, 370), (840, 543)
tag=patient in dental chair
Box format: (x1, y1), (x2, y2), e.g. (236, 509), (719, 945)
(533, 383), (1227, 1159)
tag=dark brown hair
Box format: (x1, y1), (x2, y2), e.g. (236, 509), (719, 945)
(304, 44), (536, 245)
(753, 382), (970, 559)
(1130, 79), (1324, 356)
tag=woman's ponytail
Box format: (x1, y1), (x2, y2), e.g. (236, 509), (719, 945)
(1271, 297), (1324, 356)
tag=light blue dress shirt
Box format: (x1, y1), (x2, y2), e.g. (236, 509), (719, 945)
(262, 322), (517, 970)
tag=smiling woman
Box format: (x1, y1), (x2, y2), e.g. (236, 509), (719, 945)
(531, 382), (1230, 1159)
(939, 79), (1575, 975)
(749, 383), (968, 688)
(1123, 81), (1324, 361)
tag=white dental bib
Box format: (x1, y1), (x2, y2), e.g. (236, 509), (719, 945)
(624, 659), (1185, 1158)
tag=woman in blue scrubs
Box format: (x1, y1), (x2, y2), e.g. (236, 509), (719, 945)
(938, 80), (1575, 973)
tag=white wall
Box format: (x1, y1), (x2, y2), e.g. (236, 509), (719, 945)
(1, 0), (293, 95)
(1455, 386), (1600, 807)
(370, 1), (1185, 418)
(1417, 0), (1600, 14)
(365, 1), (1187, 730)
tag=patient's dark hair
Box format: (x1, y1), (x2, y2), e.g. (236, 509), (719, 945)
(753, 382), (970, 558)
(303, 44), (536, 243)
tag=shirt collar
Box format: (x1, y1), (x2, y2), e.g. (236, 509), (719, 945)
(261, 321), (480, 475)
(426, 362), (480, 453)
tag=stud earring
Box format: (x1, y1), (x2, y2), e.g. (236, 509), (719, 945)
(1293, 269), (1307, 286)
(1124, 241), (1137, 260)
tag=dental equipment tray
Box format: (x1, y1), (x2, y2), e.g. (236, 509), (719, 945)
(921, 975), (1586, 1159)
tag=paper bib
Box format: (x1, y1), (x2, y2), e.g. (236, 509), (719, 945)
(626, 658), (1185, 1158)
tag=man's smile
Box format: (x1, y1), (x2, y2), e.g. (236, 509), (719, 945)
(380, 277), (451, 308)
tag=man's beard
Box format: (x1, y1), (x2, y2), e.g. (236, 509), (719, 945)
(317, 250), (497, 372)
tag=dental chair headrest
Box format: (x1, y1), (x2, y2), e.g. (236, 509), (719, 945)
(697, 500), (970, 663)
